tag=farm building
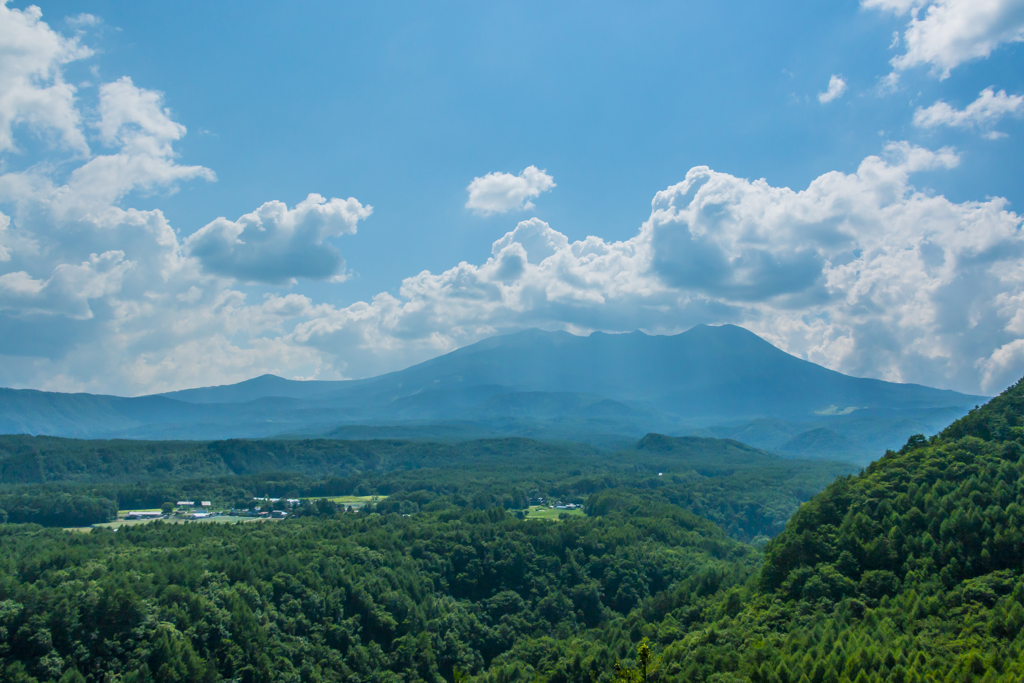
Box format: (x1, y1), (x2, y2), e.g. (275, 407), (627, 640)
(125, 511), (162, 520)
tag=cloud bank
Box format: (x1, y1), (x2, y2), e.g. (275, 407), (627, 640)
(914, 87), (1024, 138)
(465, 166), (556, 215)
(1, 2), (1023, 399)
(287, 141), (1020, 396)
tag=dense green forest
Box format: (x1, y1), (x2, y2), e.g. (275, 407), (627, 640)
(1, 379), (1023, 681)
(0, 435), (850, 540)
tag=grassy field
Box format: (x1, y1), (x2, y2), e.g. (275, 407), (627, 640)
(523, 505), (585, 521)
(299, 495), (387, 504)
(65, 498), (389, 532)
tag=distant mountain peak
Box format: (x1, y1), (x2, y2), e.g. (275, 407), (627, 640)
(0, 326), (986, 459)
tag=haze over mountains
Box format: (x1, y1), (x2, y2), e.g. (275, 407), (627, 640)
(0, 325), (984, 463)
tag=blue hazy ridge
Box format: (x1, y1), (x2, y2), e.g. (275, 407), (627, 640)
(0, 325), (985, 463)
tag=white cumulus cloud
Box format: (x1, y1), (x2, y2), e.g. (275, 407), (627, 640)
(2, 1), (1024, 399)
(0, 250), (132, 319)
(465, 165), (555, 215)
(818, 75), (848, 103)
(97, 76), (187, 149)
(978, 339), (1024, 395)
(185, 194), (372, 284)
(913, 87), (1024, 138)
(285, 141), (1021, 396)
(864, 0), (1024, 78)
(0, 1), (92, 154)
(0, 7), (368, 393)
(0, 74), (216, 224)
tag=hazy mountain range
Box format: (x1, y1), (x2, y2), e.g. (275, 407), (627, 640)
(0, 325), (984, 463)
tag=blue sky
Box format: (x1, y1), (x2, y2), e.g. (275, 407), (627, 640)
(1, 0), (1023, 396)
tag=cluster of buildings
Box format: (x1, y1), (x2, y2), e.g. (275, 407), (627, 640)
(528, 496), (581, 511)
(224, 497), (302, 519)
(252, 497), (301, 507)
(124, 501), (214, 520)
(232, 509), (288, 519)
(176, 501), (214, 519)
(120, 497), (305, 523)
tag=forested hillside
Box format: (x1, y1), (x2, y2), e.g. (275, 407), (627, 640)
(0, 504), (755, 683)
(0, 379), (1022, 681)
(0, 434), (808, 485)
(654, 378), (1024, 681)
(0, 435), (850, 540)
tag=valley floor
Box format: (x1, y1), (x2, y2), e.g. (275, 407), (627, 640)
(1, 379), (1024, 681)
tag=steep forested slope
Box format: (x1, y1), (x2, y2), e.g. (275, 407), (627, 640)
(653, 379), (1024, 682)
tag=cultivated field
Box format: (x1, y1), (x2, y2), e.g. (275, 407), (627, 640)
(524, 505), (585, 521)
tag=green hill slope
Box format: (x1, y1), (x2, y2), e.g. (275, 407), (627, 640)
(0, 379), (1018, 681)
(653, 378), (1024, 682)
